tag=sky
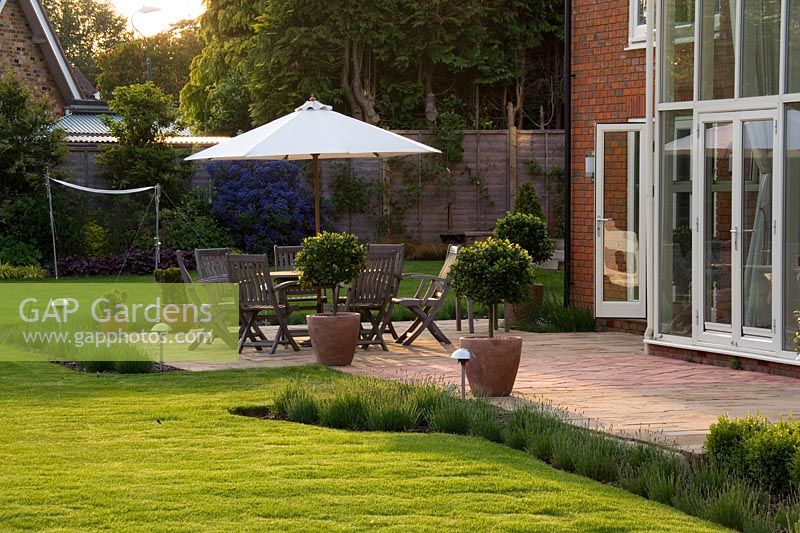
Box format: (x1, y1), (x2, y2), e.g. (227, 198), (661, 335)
(108, 0), (205, 37)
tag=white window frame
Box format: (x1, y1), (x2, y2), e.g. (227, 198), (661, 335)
(628, 0), (648, 48)
(0, 0), (7, 14)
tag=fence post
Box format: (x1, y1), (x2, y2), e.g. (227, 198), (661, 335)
(507, 103), (518, 210)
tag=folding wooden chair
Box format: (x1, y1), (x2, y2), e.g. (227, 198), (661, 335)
(366, 243), (405, 339)
(195, 248), (231, 282)
(344, 251), (398, 351)
(227, 254), (301, 354)
(394, 244), (465, 346)
(175, 250), (238, 351)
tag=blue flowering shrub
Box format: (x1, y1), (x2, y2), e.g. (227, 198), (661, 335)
(209, 161), (332, 253)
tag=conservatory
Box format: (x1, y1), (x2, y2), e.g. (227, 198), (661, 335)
(652, 0), (799, 361)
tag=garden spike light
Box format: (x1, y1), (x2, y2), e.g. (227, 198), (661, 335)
(450, 348), (474, 400)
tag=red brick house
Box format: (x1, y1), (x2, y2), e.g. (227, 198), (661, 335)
(569, 0), (800, 372)
(0, 0), (105, 115)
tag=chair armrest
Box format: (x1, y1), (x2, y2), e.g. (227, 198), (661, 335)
(274, 280), (301, 292)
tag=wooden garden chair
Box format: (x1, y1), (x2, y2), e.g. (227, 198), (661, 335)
(175, 250), (238, 350)
(195, 248), (231, 282)
(394, 244), (468, 346)
(227, 254), (302, 354)
(366, 243), (405, 339)
(274, 244), (326, 312)
(344, 251), (399, 351)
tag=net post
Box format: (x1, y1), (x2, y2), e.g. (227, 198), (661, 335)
(45, 171), (58, 279)
(154, 184), (161, 270)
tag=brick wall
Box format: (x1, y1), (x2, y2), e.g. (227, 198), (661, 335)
(649, 344), (800, 379)
(0, 0), (65, 116)
(570, 0), (646, 318)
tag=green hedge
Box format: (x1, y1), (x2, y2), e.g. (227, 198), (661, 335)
(706, 414), (800, 495)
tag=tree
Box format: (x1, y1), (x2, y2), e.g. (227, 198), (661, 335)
(97, 20), (204, 103)
(41, 0), (130, 85)
(0, 71), (68, 265)
(183, 0), (566, 131)
(96, 82), (193, 198)
(180, 0), (267, 135)
(0, 71), (65, 198)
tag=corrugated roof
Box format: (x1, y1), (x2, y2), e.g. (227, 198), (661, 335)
(58, 113), (120, 135)
(57, 114), (228, 147)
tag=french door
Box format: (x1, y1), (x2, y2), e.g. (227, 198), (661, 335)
(594, 123), (646, 318)
(694, 110), (778, 350)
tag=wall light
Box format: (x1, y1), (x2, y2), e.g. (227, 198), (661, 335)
(585, 151), (596, 180)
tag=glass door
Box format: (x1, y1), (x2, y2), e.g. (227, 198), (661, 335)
(695, 111), (777, 350)
(594, 123), (646, 318)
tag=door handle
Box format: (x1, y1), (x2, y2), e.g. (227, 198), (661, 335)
(730, 226), (738, 251)
(596, 217), (610, 236)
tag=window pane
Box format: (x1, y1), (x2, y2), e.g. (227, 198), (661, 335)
(740, 0), (780, 97)
(660, 111), (693, 336)
(703, 122), (734, 326)
(638, 0), (648, 26)
(700, 0), (737, 100)
(788, 0), (800, 93)
(602, 131), (641, 302)
(741, 120), (773, 330)
(661, 0), (695, 102)
(785, 106), (800, 351)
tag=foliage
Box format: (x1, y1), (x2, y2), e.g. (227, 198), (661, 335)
(0, 235), (43, 266)
(153, 268), (183, 284)
(317, 392), (367, 430)
(493, 212), (554, 264)
(432, 109), (467, 165)
(514, 181), (546, 220)
(284, 390), (320, 424)
(795, 310), (800, 354)
(179, 0), (265, 134)
(209, 161), (328, 253)
(183, 0), (565, 133)
(97, 20), (203, 103)
(295, 232), (366, 289)
(0, 72), (65, 199)
(41, 0), (130, 85)
(706, 414), (800, 495)
(428, 397), (471, 435)
(514, 297), (596, 333)
(0, 263), (46, 280)
(97, 83), (193, 197)
(450, 238), (533, 307)
(55, 248), (194, 277)
(160, 188), (234, 252)
(330, 164), (373, 233)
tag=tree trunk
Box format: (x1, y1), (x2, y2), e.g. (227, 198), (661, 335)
(350, 42), (380, 125)
(422, 65), (437, 124)
(340, 39), (363, 121)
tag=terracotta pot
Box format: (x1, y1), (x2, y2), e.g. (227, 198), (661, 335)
(306, 312), (361, 366)
(461, 335), (523, 397)
(505, 283), (545, 328)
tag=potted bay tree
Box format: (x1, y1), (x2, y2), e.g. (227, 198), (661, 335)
(450, 238), (533, 396)
(493, 211), (554, 326)
(295, 231), (366, 366)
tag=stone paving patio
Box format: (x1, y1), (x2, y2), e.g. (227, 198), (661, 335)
(172, 320), (800, 452)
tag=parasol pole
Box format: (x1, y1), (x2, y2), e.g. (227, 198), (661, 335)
(313, 153), (321, 234)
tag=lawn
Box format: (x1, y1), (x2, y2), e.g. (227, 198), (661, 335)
(0, 363), (723, 531)
(13, 261), (565, 322)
